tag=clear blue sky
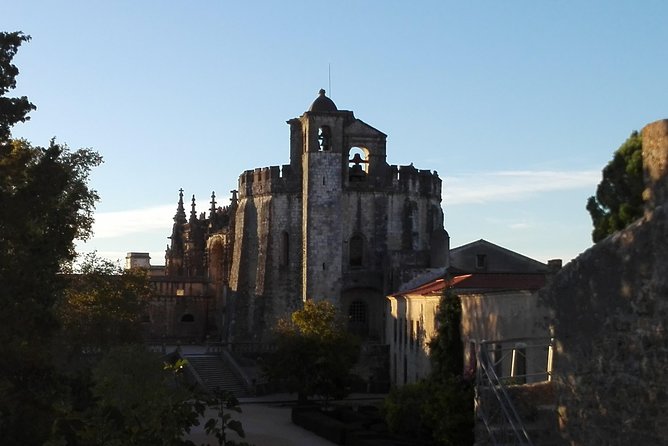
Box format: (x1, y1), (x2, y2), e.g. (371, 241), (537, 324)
(4, 1), (668, 266)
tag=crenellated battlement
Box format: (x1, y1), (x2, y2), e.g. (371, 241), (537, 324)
(389, 164), (442, 197)
(238, 164), (295, 198)
(160, 91), (448, 351)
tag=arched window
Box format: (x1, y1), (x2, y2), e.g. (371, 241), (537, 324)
(181, 314), (195, 323)
(348, 147), (369, 181)
(318, 126), (331, 151)
(348, 300), (368, 336)
(349, 234), (364, 267)
(208, 239), (226, 283)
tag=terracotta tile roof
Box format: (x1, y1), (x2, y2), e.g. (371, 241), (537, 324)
(392, 273), (546, 297)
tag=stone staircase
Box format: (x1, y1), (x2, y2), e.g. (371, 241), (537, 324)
(184, 354), (248, 398)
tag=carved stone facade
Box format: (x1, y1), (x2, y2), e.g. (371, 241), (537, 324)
(152, 90), (448, 343)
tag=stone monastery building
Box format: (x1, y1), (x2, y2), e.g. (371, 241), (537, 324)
(141, 90), (448, 343)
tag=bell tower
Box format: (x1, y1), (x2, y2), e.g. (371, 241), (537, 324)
(297, 89), (351, 303)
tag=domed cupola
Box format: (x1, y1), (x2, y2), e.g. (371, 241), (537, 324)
(308, 89), (338, 112)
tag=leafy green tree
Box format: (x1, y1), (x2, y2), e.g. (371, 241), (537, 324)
(49, 346), (253, 446)
(0, 31), (102, 445)
(383, 380), (433, 442)
(265, 300), (360, 402)
(587, 131), (644, 242)
(0, 32), (35, 141)
(426, 288), (474, 446)
(428, 289), (465, 378)
(0, 138), (102, 445)
(56, 253), (152, 361)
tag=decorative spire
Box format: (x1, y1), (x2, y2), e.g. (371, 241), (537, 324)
(209, 191), (217, 218)
(189, 195), (197, 222)
(230, 190), (239, 207)
(174, 188), (186, 224)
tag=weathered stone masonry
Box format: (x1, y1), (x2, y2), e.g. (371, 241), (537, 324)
(540, 119), (668, 445)
(160, 90), (448, 344)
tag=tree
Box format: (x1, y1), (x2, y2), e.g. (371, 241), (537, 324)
(56, 253), (152, 362)
(0, 32), (102, 445)
(0, 32), (35, 141)
(587, 131), (644, 243)
(426, 288), (474, 446)
(264, 300), (360, 402)
(428, 289), (465, 378)
(50, 345), (252, 446)
(0, 138), (102, 444)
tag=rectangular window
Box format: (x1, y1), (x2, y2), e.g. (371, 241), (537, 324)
(476, 254), (487, 269)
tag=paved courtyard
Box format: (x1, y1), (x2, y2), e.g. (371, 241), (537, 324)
(186, 396), (336, 446)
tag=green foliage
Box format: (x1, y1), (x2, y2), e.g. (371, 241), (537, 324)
(587, 131), (644, 242)
(0, 32), (35, 140)
(48, 346), (253, 446)
(0, 65), (101, 443)
(383, 381), (433, 441)
(0, 141), (102, 444)
(0, 36), (250, 446)
(384, 377), (474, 446)
(265, 300), (360, 402)
(49, 346), (201, 446)
(422, 377), (475, 446)
(56, 253), (152, 363)
(428, 290), (465, 378)
(204, 390), (252, 446)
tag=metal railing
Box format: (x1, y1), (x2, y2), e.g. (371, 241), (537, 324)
(474, 337), (554, 446)
(205, 341), (276, 355)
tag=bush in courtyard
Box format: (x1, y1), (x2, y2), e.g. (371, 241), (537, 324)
(264, 300), (360, 402)
(383, 380), (433, 442)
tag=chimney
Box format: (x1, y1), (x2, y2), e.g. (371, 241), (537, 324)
(548, 259), (563, 272)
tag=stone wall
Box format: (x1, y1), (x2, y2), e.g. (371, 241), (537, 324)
(386, 293), (440, 386)
(224, 101), (445, 343)
(539, 119), (668, 445)
(143, 295), (211, 342)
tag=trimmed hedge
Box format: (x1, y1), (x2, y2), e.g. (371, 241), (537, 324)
(292, 405), (423, 446)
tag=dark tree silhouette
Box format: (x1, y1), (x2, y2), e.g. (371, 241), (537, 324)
(587, 131), (644, 243)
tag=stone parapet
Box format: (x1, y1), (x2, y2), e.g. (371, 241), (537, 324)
(238, 164), (295, 198)
(389, 164), (442, 197)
